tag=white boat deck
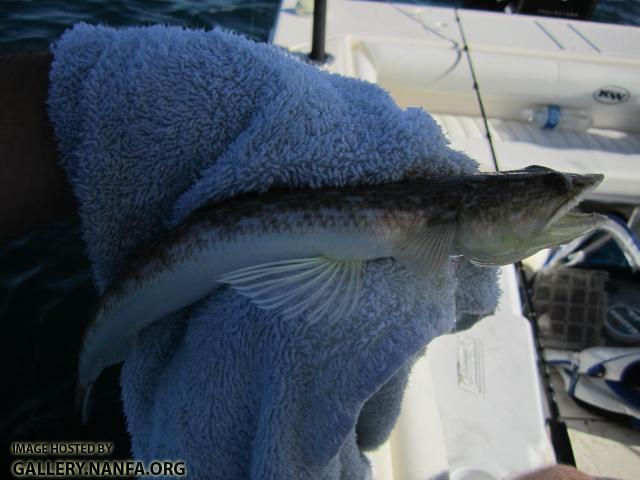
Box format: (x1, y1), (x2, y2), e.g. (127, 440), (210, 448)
(272, 2), (640, 478)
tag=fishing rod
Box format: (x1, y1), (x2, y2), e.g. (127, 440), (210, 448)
(455, 10), (499, 173)
(516, 262), (577, 466)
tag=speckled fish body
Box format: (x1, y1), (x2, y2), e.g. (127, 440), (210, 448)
(78, 166), (604, 421)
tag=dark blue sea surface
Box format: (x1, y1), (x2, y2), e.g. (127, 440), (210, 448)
(0, 0), (277, 53)
(1, 0), (638, 471)
(1, 0), (638, 54)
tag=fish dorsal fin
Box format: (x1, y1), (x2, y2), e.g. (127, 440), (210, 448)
(393, 222), (456, 277)
(219, 257), (363, 325)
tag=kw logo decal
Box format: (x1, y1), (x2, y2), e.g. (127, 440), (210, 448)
(593, 86), (630, 104)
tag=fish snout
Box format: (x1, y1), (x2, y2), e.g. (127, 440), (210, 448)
(569, 172), (604, 193)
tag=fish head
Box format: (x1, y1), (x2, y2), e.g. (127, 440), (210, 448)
(457, 166), (605, 266)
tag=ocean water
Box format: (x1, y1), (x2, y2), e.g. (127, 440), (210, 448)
(1, 0), (639, 468)
(1, 0), (639, 54)
(0, 0), (277, 53)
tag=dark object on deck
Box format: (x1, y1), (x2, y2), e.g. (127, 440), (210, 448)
(510, 0), (598, 20)
(464, 1), (510, 12)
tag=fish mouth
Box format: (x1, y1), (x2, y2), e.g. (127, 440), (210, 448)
(544, 211), (606, 246)
(544, 173), (604, 231)
(485, 211), (605, 266)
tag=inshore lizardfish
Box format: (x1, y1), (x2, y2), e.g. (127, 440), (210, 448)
(78, 165), (604, 421)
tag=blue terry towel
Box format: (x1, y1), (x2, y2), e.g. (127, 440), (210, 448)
(48, 24), (499, 479)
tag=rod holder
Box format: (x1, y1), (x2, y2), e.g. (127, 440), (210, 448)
(309, 0), (327, 63)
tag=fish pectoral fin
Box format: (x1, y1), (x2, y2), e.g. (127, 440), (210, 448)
(393, 222), (456, 277)
(219, 257), (363, 325)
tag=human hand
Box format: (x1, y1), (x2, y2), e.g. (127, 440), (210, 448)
(511, 465), (596, 480)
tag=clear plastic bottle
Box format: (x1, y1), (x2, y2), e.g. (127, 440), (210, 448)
(521, 105), (593, 131)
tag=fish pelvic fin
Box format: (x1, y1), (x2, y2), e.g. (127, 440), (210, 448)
(219, 257), (363, 325)
(393, 222), (457, 277)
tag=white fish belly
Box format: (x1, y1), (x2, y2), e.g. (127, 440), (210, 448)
(80, 225), (392, 386)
